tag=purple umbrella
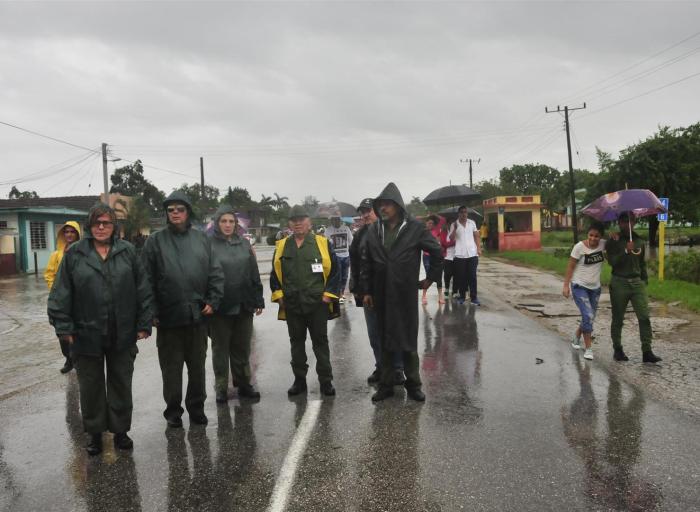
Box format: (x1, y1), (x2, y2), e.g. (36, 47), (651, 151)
(580, 189), (666, 242)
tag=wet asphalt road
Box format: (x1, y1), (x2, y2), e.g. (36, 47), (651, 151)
(1, 248), (699, 511)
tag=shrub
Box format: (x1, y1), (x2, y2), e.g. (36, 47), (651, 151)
(666, 251), (700, 284)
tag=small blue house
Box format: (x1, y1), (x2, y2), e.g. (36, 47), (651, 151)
(0, 196), (98, 273)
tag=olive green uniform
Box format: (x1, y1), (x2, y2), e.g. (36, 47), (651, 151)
(270, 233), (340, 384)
(48, 236), (152, 434)
(606, 234), (653, 353)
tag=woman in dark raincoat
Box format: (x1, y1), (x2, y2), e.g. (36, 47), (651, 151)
(209, 205), (265, 402)
(48, 203), (152, 456)
(360, 182), (442, 402)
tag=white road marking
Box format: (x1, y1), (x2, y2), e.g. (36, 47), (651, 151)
(266, 399), (322, 512)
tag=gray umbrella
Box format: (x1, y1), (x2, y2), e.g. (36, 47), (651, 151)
(313, 201), (357, 218)
(423, 185), (481, 206)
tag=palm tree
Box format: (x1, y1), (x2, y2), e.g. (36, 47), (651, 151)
(273, 193), (290, 210)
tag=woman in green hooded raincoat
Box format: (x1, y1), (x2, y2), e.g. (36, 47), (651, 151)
(209, 205), (265, 402)
(48, 203), (152, 456)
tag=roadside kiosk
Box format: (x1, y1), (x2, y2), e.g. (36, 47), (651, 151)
(483, 195), (542, 251)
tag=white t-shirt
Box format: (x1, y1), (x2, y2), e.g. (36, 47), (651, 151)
(324, 225), (353, 258)
(570, 240), (606, 289)
(452, 219), (479, 258)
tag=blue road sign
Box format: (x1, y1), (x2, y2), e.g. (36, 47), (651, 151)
(658, 197), (669, 222)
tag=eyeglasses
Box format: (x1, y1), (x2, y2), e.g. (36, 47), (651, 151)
(92, 221), (114, 228)
(167, 206), (187, 214)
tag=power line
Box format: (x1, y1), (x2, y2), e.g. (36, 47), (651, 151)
(0, 120), (99, 153)
(560, 29), (700, 104)
(582, 70), (700, 117)
(0, 150), (99, 186)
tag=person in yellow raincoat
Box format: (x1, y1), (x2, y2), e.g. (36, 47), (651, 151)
(44, 220), (82, 373)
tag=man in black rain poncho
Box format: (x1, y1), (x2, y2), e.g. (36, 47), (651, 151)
(360, 183), (443, 402)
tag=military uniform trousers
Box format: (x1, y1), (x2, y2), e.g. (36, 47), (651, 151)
(157, 323), (208, 421)
(379, 348), (421, 391)
(74, 345), (137, 434)
(285, 302), (333, 383)
(609, 275), (653, 353)
(209, 312), (254, 393)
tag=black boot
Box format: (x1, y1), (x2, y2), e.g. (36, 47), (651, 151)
(406, 387), (426, 402)
(320, 382), (336, 397)
(60, 358), (73, 374)
(613, 349), (629, 361)
(393, 370), (406, 386)
(642, 351), (662, 363)
(238, 384), (261, 400)
(287, 377), (307, 396)
(86, 433), (102, 456)
(371, 387), (394, 402)
(113, 432), (134, 450)
(367, 370), (380, 385)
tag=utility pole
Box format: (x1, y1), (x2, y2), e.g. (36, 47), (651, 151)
(102, 142), (109, 202)
(459, 158), (480, 189)
(200, 157), (205, 201)
(545, 103), (586, 244)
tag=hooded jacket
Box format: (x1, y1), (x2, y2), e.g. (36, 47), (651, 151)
(44, 220), (82, 290)
(360, 182), (443, 352)
(210, 205), (264, 315)
(142, 190), (224, 328)
(47, 210), (152, 356)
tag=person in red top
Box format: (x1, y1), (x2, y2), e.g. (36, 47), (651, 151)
(421, 215), (446, 305)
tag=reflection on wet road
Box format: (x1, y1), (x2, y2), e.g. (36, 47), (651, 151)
(1, 261), (699, 511)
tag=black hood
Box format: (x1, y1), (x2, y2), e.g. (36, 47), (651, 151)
(212, 204), (239, 239)
(373, 182), (408, 219)
(163, 190), (194, 226)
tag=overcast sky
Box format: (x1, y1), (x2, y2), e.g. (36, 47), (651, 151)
(1, 1), (699, 207)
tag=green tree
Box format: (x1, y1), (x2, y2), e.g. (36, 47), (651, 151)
(115, 196), (150, 240)
(110, 160), (165, 215)
(8, 186), (39, 199)
(221, 186), (256, 211)
(406, 196), (428, 217)
(473, 178), (518, 199)
(302, 195), (320, 216)
(595, 123), (700, 240)
(178, 183), (220, 219)
(499, 163), (562, 224)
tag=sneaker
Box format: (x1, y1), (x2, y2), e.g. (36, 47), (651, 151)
(456, 298), (465, 305)
(471, 298), (481, 306)
(583, 348), (594, 360)
(571, 335), (582, 350)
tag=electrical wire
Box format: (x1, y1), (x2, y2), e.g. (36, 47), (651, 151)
(559, 29), (700, 104)
(0, 150), (99, 186)
(0, 120), (99, 153)
(581, 69), (700, 118)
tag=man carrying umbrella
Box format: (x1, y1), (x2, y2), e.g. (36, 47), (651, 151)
(606, 212), (661, 363)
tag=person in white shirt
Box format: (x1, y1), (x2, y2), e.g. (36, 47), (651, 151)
(325, 216), (354, 303)
(450, 206), (482, 305)
(563, 223), (606, 361)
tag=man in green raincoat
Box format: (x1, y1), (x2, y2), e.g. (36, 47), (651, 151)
(143, 190), (224, 427)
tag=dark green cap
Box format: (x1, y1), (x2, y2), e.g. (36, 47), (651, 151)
(288, 205), (309, 219)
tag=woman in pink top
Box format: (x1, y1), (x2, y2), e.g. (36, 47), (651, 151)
(422, 215), (446, 305)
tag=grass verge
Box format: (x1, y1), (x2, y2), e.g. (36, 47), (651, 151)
(494, 251), (700, 313)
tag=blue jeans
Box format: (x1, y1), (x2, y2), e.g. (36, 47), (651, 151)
(571, 284), (601, 334)
(337, 256), (350, 294)
(363, 307), (403, 371)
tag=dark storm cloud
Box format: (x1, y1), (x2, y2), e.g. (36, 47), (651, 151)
(1, 2), (699, 203)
